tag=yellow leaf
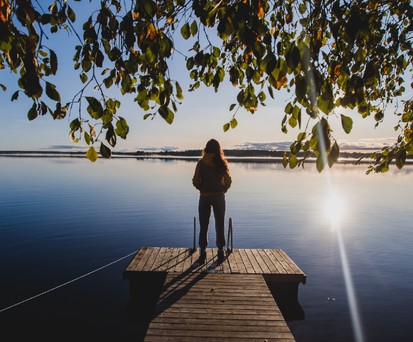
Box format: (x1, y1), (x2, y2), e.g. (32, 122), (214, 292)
(257, 0), (265, 19)
(0, 0), (11, 23)
(276, 75), (288, 90)
(86, 146), (98, 162)
(147, 23), (157, 40)
(334, 64), (342, 77)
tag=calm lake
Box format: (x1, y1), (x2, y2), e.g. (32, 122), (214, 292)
(0, 156), (412, 341)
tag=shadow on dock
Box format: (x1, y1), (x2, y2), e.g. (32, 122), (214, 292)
(123, 247), (307, 340)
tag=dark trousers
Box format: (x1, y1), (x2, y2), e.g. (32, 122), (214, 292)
(198, 194), (226, 250)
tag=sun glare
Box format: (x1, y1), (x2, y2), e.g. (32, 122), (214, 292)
(324, 193), (345, 227)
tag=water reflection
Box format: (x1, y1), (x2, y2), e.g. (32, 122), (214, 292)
(0, 157), (412, 341)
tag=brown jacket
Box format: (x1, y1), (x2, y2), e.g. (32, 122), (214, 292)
(192, 153), (232, 195)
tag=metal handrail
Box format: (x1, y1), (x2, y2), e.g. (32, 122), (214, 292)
(192, 216), (197, 253)
(227, 217), (233, 254)
(192, 216), (234, 254)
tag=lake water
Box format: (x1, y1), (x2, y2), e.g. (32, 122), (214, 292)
(0, 156), (412, 342)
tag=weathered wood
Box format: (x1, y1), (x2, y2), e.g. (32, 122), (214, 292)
(145, 273), (295, 341)
(124, 247), (306, 281)
(123, 247), (306, 341)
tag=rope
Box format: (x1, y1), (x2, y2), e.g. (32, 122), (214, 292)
(0, 249), (139, 314)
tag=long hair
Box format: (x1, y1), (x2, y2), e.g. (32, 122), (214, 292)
(203, 139), (229, 173)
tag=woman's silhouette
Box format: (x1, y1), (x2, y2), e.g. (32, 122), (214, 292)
(192, 139), (232, 263)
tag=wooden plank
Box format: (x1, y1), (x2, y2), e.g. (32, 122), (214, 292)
(160, 247), (175, 271)
(227, 249), (240, 273)
(252, 249), (272, 274)
(146, 273), (295, 341)
(144, 247), (162, 271)
(165, 248), (179, 271)
(244, 249), (264, 273)
(238, 248), (255, 273)
(262, 249), (285, 274)
(268, 249), (293, 274)
(134, 246), (153, 271)
(146, 337), (290, 342)
(152, 317), (289, 326)
(125, 247), (305, 278)
(124, 248), (145, 273)
(177, 248), (192, 273)
(145, 337), (294, 342)
(147, 322), (292, 333)
(278, 249), (305, 276)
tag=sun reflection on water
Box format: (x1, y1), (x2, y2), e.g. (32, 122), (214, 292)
(323, 181), (365, 342)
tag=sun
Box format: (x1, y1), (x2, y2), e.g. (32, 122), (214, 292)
(324, 193), (345, 227)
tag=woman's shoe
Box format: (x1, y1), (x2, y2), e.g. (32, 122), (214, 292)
(198, 250), (206, 264)
(217, 249), (225, 263)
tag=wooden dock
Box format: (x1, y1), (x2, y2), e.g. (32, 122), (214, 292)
(124, 247), (306, 341)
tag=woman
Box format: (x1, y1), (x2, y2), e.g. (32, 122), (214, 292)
(192, 139), (232, 263)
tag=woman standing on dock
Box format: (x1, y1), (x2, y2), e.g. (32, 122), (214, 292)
(192, 139), (232, 263)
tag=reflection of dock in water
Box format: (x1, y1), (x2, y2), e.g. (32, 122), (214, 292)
(124, 247), (306, 341)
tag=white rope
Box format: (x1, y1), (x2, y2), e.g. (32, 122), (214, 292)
(0, 249), (139, 313)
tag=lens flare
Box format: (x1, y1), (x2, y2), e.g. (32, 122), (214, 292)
(324, 193), (345, 227)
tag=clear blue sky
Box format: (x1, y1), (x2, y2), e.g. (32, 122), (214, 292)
(0, 2), (403, 152)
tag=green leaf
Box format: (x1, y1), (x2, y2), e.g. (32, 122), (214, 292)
(329, 141), (340, 167)
(86, 97), (103, 119)
(11, 91), (19, 101)
(115, 117), (129, 139)
(80, 72), (88, 83)
(229, 103), (236, 111)
(106, 126), (117, 147)
(45, 82), (61, 101)
(176, 82), (183, 100)
(223, 122), (230, 132)
(316, 155), (326, 173)
(340, 114), (353, 134)
(297, 132), (306, 141)
(295, 75), (307, 102)
(100, 143), (112, 159)
(374, 111), (384, 122)
(84, 132), (91, 145)
(86, 146), (98, 162)
(289, 154), (298, 168)
(318, 90), (334, 114)
(181, 23), (190, 39)
(67, 5), (76, 22)
(159, 106), (174, 124)
(190, 20), (198, 36)
(70, 118), (81, 130)
(27, 104), (38, 121)
(50, 50), (58, 74)
(288, 116), (297, 128)
(396, 150), (406, 169)
(230, 118), (238, 129)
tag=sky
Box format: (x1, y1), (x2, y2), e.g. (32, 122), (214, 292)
(0, 2), (407, 153)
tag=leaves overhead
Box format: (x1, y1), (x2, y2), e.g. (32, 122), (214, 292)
(0, 0), (412, 171)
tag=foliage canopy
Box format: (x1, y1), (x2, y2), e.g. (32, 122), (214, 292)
(1, 0), (412, 172)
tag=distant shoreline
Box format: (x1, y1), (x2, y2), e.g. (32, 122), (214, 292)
(2, 149), (411, 165)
